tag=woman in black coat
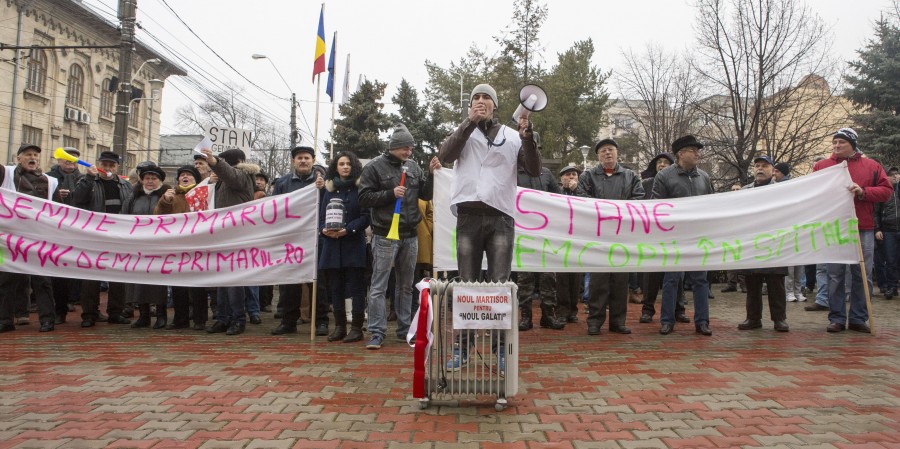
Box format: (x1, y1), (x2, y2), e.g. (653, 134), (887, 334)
(318, 151), (370, 343)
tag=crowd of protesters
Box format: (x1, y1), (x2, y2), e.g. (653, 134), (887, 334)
(0, 122), (894, 346)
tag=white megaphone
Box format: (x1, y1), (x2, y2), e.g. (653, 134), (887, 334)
(511, 84), (548, 122)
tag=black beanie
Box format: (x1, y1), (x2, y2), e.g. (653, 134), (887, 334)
(388, 123), (416, 150)
(219, 149), (246, 167)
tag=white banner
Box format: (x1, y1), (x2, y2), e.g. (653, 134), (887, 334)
(434, 162), (859, 272)
(452, 285), (513, 330)
(0, 185), (319, 287)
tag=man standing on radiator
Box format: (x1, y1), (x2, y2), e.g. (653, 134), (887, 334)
(438, 84), (542, 372)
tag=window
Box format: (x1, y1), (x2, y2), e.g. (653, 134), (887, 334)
(22, 125), (42, 148)
(25, 49), (48, 94)
(62, 136), (79, 149)
(126, 152), (136, 170)
(66, 64), (85, 107)
(100, 78), (114, 118)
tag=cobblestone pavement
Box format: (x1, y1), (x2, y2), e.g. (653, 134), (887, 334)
(1, 284), (898, 449)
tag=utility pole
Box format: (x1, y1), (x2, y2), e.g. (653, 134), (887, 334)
(113, 0), (136, 175)
(290, 93), (298, 148)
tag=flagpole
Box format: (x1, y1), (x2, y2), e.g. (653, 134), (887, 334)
(329, 31), (337, 161)
(314, 73), (321, 157)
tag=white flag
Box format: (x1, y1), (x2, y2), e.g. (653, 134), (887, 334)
(193, 136), (212, 158)
(341, 53), (351, 104)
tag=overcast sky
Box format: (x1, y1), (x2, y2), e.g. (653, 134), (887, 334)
(85, 0), (895, 150)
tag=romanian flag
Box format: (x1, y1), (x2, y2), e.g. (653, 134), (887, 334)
(312, 5), (326, 82)
(325, 32), (336, 101)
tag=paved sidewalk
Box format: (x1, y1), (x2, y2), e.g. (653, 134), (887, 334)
(1, 285), (898, 449)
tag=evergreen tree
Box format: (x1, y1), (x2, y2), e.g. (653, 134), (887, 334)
(846, 14), (900, 167)
(332, 80), (392, 160)
(390, 79), (447, 165)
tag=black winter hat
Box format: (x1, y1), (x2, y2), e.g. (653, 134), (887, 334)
(255, 172), (270, 184)
(138, 164), (166, 182)
(98, 151), (120, 163)
(774, 162), (791, 177)
(641, 153), (675, 179)
(594, 138), (618, 153)
(218, 149), (246, 167)
(671, 135), (704, 154)
(833, 127), (858, 149)
(176, 165), (201, 183)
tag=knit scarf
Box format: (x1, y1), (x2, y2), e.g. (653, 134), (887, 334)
(332, 176), (356, 190)
(177, 184), (196, 194)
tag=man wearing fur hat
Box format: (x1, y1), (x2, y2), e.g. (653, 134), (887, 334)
(71, 151), (134, 328)
(199, 148), (258, 336)
(270, 146), (329, 337)
(0, 144), (60, 333)
(813, 128), (892, 333)
(652, 135), (715, 336)
(438, 83), (540, 370)
(359, 123), (434, 350)
(577, 138), (644, 336)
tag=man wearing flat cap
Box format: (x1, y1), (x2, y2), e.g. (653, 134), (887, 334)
(813, 128), (892, 333)
(738, 155), (790, 333)
(359, 123), (434, 350)
(270, 146), (329, 338)
(71, 150), (134, 328)
(651, 135), (715, 336)
(0, 144), (59, 333)
(576, 138), (644, 336)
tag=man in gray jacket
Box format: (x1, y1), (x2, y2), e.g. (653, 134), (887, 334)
(577, 138), (644, 335)
(652, 135), (715, 336)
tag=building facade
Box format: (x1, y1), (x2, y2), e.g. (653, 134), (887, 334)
(0, 0), (185, 171)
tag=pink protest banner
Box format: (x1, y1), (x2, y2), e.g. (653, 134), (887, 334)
(433, 162), (859, 272)
(0, 185), (318, 286)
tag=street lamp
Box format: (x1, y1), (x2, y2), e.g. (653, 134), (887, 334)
(579, 145), (590, 170)
(145, 79), (164, 158)
(252, 54), (298, 149)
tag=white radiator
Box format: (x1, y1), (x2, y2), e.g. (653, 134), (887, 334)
(419, 280), (519, 411)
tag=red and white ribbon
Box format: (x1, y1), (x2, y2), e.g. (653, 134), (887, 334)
(408, 278), (434, 398)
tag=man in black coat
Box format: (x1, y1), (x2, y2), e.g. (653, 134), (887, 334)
(738, 156), (789, 332)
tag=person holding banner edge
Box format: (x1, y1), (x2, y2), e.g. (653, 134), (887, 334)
(651, 135), (715, 336)
(438, 83), (541, 371)
(814, 128), (892, 333)
(0, 144), (59, 333)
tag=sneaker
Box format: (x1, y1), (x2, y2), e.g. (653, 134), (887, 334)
(796, 294), (807, 302)
(445, 345), (468, 371)
(786, 293), (797, 302)
(366, 334), (384, 350)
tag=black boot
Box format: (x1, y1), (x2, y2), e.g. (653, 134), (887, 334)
(540, 307), (565, 330)
(519, 306), (533, 331)
(131, 304), (151, 328)
(153, 304), (167, 329)
(328, 313), (347, 342)
(343, 313), (365, 343)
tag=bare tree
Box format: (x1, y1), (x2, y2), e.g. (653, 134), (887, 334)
(693, 0), (833, 186)
(174, 83), (291, 179)
(616, 43), (703, 167)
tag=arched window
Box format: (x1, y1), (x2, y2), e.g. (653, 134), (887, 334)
(25, 49), (47, 93)
(66, 64), (84, 107)
(100, 78), (113, 117)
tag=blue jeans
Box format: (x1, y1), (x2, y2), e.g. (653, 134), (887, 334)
(883, 231), (899, 291)
(244, 286), (260, 317)
(815, 264), (829, 306)
(367, 235), (417, 338)
(826, 230), (874, 326)
(661, 271), (709, 326)
(215, 286), (246, 325)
